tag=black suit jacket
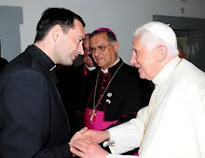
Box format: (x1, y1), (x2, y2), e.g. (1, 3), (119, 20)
(0, 45), (71, 157)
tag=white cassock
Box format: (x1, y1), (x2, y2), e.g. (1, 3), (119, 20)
(104, 56), (205, 158)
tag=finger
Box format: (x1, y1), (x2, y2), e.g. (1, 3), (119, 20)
(70, 140), (89, 155)
(70, 145), (85, 158)
(71, 127), (88, 142)
(71, 138), (92, 148)
(78, 137), (92, 142)
(76, 127), (88, 135)
(79, 127), (88, 134)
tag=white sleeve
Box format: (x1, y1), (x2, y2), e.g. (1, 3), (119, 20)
(104, 107), (148, 154)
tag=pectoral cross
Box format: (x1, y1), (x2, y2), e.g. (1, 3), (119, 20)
(89, 109), (96, 123)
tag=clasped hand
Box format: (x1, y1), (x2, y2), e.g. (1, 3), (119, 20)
(69, 127), (110, 158)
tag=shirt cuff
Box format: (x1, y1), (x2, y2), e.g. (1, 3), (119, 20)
(103, 130), (115, 147)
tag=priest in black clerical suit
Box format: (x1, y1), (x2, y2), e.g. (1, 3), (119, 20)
(0, 8), (85, 157)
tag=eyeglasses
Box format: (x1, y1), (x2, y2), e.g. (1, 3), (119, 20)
(89, 42), (113, 53)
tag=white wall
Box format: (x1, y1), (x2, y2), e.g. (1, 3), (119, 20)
(0, 0), (205, 64)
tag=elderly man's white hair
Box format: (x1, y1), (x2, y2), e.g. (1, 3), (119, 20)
(134, 21), (179, 56)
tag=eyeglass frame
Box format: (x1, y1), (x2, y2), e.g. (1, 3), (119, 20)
(89, 41), (114, 54)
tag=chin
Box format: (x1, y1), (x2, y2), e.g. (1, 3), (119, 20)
(64, 60), (73, 66)
(139, 73), (146, 79)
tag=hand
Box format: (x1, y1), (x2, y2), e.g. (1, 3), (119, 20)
(71, 127), (88, 142)
(69, 138), (109, 158)
(82, 129), (110, 144)
(71, 128), (110, 144)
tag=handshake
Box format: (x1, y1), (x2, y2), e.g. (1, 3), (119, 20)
(69, 127), (110, 158)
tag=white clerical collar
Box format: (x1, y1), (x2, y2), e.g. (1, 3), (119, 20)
(50, 65), (56, 71)
(152, 56), (182, 86)
(85, 64), (96, 71)
(101, 58), (120, 74)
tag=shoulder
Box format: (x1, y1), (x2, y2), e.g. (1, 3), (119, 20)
(1, 64), (48, 92)
(170, 59), (205, 88)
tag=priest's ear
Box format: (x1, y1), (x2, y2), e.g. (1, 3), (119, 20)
(155, 45), (167, 62)
(52, 24), (63, 42)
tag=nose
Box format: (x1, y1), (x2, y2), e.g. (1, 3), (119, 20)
(130, 54), (140, 68)
(91, 49), (100, 58)
(130, 53), (136, 66)
(78, 43), (84, 55)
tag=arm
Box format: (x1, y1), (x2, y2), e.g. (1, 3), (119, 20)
(0, 70), (70, 157)
(105, 107), (147, 154)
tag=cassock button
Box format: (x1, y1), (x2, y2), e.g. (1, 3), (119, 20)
(107, 92), (112, 97)
(106, 99), (111, 104)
